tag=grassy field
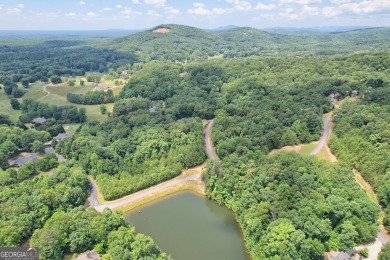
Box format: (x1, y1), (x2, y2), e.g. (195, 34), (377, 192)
(1, 75), (123, 123)
(20, 81), (115, 122)
(63, 124), (81, 135)
(22, 82), (46, 100)
(0, 89), (21, 122)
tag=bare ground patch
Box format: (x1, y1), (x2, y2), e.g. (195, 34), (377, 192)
(153, 28), (171, 33)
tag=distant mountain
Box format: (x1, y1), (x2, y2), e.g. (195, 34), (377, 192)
(206, 25), (241, 32)
(100, 24), (390, 61)
(266, 26), (380, 34)
(0, 30), (141, 38)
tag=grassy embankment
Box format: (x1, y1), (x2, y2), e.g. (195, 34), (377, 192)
(89, 164), (206, 213)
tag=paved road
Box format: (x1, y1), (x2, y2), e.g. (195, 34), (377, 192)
(89, 120), (217, 211)
(310, 116), (332, 156)
(87, 176), (100, 208)
(355, 229), (388, 260)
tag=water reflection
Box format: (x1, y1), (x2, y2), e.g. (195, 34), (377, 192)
(125, 191), (248, 260)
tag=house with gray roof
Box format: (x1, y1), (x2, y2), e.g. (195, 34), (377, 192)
(9, 153), (38, 167)
(53, 133), (71, 141)
(32, 117), (47, 124)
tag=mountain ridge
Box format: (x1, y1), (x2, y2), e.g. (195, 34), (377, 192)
(98, 24), (390, 61)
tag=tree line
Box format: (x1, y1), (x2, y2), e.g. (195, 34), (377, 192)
(330, 101), (390, 229)
(67, 89), (115, 105)
(19, 99), (86, 124)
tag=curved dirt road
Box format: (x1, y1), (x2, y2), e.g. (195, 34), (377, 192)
(38, 84), (50, 101)
(89, 120), (217, 211)
(310, 116), (332, 156)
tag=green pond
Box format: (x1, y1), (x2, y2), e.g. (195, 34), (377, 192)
(125, 191), (249, 260)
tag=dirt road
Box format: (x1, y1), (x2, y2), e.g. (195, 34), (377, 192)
(310, 116), (332, 156)
(204, 119), (218, 160)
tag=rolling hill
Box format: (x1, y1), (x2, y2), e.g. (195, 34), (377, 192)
(101, 24), (390, 61)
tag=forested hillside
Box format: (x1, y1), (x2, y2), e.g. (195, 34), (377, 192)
(115, 52), (389, 258)
(204, 153), (379, 259)
(330, 102), (390, 227)
(1, 25), (390, 259)
(0, 40), (135, 83)
(107, 24), (390, 61)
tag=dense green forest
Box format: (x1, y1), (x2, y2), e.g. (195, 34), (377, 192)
(115, 52), (389, 258)
(107, 24), (390, 62)
(19, 99), (87, 124)
(0, 164), (167, 259)
(0, 165), (88, 246)
(0, 40), (136, 83)
(0, 124), (51, 169)
(56, 110), (206, 200)
(30, 208), (169, 259)
(67, 89), (115, 105)
(330, 102), (390, 225)
(204, 153), (379, 259)
(1, 25), (390, 259)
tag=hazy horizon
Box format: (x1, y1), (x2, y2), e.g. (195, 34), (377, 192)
(0, 24), (385, 33)
(0, 0), (389, 30)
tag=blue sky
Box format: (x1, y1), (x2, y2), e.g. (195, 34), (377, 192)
(0, 0), (389, 30)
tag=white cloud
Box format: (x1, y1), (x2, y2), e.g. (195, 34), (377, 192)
(16, 4), (24, 9)
(256, 3), (276, 10)
(102, 7), (112, 11)
(236, 1), (252, 10)
(340, 0), (390, 14)
(79, 1), (86, 5)
(132, 0), (141, 3)
(188, 3), (211, 15)
(65, 12), (76, 16)
(226, 0), (252, 11)
(302, 5), (319, 14)
(323, 0), (390, 17)
(212, 7), (232, 14)
(322, 6), (342, 16)
(143, 0), (166, 6)
(116, 4), (123, 8)
(188, 3), (232, 15)
(330, 0), (352, 4)
(147, 10), (162, 17)
(6, 8), (22, 14)
(121, 7), (142, 15)
(279, 0), (321, 5)
(87, 12), (96, 16)
(194, 3), (205, 8)
(165, 6), (181, 16)
(45, 12), (60, 18)
(280, 4), (319, 19)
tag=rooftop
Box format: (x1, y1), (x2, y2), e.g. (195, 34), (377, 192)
(53, 133), (71, 141)
(9, 153), (38, 167)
